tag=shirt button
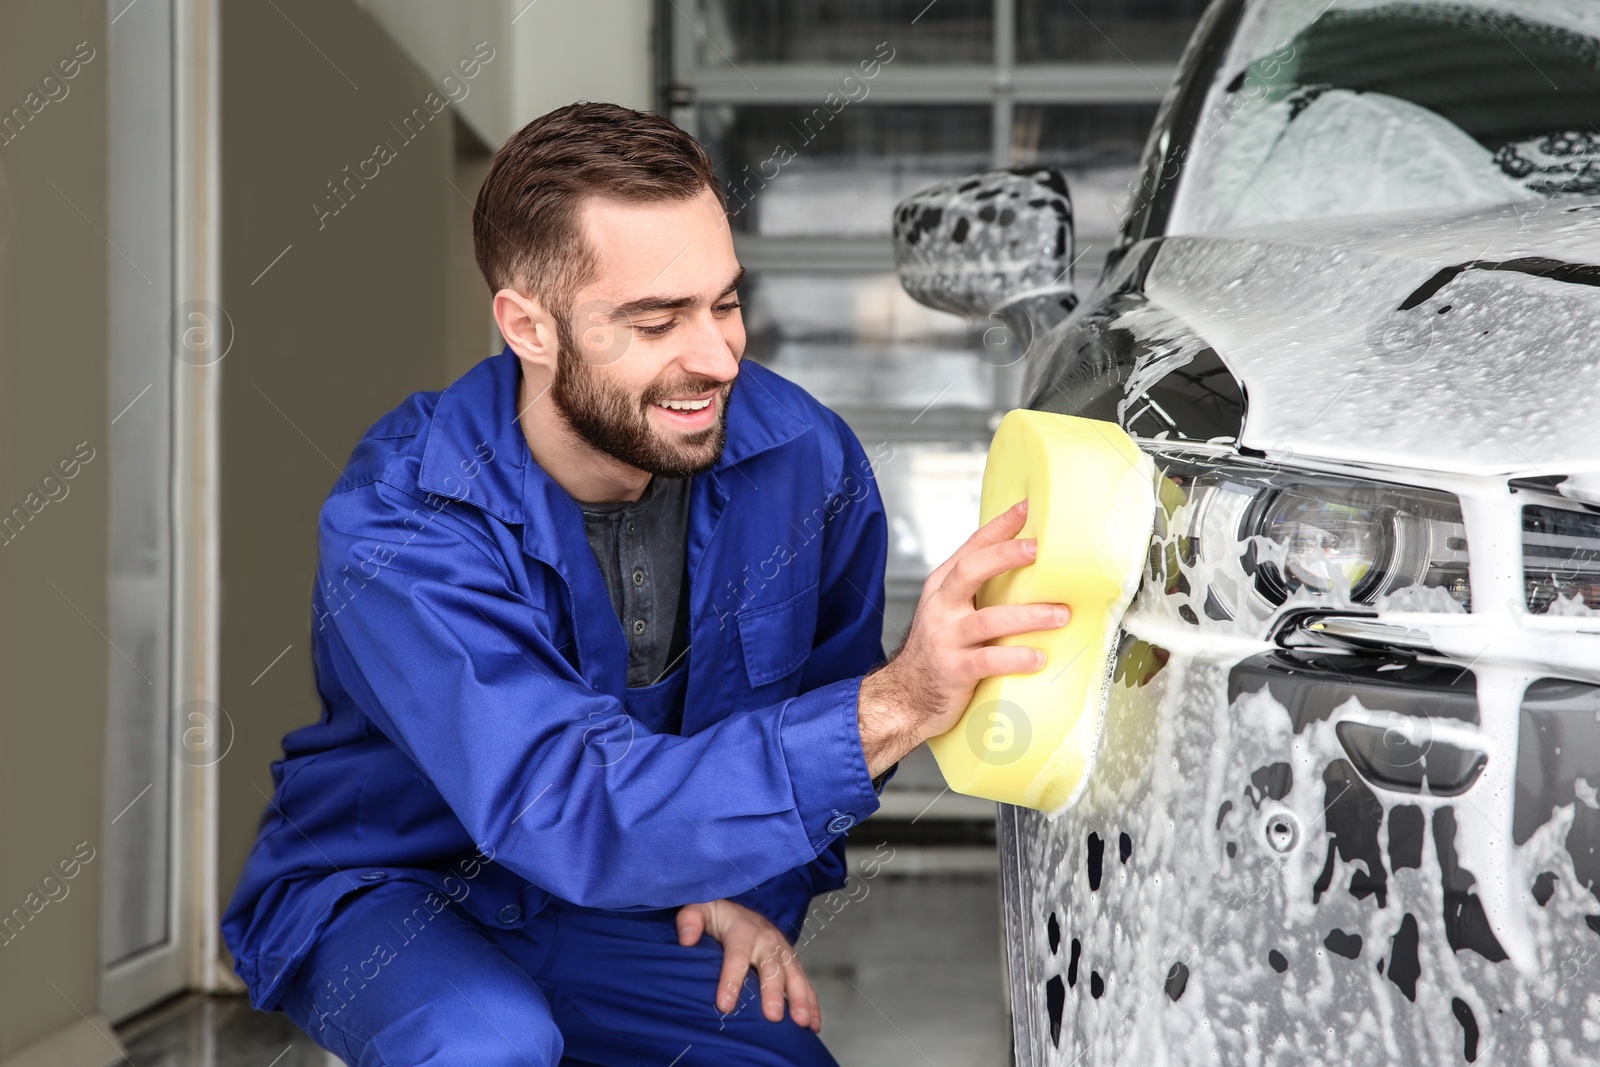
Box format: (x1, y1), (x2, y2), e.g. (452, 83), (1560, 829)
(626, 521), (637, 534)
(826, 811), (856, 834)
(632, 618), (646, 635)
(632, 568), (645, 586)
(498, 904), (522, 924)
(359, 871), (387, 882)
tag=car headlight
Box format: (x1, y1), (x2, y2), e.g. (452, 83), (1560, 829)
(1148, 449), (1472, 626)
(1250, 488), (1391, 599)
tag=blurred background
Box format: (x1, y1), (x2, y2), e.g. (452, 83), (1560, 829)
(0, 1), (1203, 1063)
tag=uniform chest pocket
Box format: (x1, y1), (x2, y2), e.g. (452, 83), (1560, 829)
(736, 582), (819, 689)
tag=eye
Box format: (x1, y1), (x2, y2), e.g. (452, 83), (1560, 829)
(634, 319), (676, 336)
(713, 299), (743, 314)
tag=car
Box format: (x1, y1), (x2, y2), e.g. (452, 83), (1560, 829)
(890, 0), (1600, 1063)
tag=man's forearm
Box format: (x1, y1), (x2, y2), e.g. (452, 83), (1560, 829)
(856, 662), (926, 780)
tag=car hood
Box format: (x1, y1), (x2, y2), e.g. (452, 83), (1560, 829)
(1138, 196), (1600, 480)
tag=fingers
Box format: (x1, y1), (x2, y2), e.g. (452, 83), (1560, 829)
(676, 903), (706, 947)
(752, 938), (815, 1028)
(717, 936), (753, 1015)
(960, 602), (1069, 644)
(927, 497), (1029, 586)
(781, 950), (819, 1032)
(755, 946), (787, 1023)
(688, 899), (819, 1030)
(971, 643), (1047, 677)
(939, 535), (1039, 604)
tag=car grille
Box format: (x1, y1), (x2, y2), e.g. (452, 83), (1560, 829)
(1523, 504), (1600, 614)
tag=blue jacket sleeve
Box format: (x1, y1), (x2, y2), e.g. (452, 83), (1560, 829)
(726, 414), (894, 937)
(317, 479), (883, 912)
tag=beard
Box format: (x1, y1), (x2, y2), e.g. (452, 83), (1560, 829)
(548, 316), (734, 477)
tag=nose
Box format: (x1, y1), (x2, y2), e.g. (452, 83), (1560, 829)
(673, 311), (742, 384)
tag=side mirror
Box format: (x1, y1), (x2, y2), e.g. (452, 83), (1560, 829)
(892, 166), (1079, 354)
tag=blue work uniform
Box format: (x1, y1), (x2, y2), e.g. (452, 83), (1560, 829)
(221, 347), (893, 1064)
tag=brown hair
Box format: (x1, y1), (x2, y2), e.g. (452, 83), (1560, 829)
(472, 101), (724, 318)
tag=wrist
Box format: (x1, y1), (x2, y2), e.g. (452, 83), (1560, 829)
(857, 663), (919, 779)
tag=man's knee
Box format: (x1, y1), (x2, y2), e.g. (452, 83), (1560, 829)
(704, 976), (837, 1066)
(364, 1002), (562, 1067)
(291, 975), (563, 1067)
(278, 883), (562, 1065)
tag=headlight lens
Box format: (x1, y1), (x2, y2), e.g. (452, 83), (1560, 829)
(1254, 490), (1390, 598)
(1148, 449), (1471, 626)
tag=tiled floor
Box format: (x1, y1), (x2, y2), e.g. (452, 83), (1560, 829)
(118, 854), (1010, 1066)
(119, 996), (341, 1067)
(802, 867), (1011, 1065)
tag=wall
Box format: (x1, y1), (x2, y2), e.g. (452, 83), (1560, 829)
(448, 116), (499, 384)
(214, 0), (459, 954)
(353, 0), (514, 148)
(356, 0), (656, 148)
(510, 0), (654, 122)
(0, 0), (115, 1061)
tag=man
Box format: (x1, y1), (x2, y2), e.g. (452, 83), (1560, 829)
(222, 102), (1065, 1066)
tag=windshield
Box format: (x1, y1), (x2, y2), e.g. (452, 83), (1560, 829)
(1167, 0), (1600, 234)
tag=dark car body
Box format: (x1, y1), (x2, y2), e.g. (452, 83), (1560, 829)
(893, 1), (1600, 1062)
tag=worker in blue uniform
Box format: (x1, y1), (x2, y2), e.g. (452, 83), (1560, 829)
(222, 102), (1067, 1066)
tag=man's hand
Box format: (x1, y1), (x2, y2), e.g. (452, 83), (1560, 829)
(676, 898), (820, 1032)
(858, 497), (1069, 778)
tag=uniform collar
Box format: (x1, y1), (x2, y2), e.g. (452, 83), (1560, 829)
(416, 346), (813, 554)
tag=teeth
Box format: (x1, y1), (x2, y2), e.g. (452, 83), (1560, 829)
(657, 398), (711, 411)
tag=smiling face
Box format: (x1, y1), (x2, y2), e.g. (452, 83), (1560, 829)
(547, 186), (745, 479)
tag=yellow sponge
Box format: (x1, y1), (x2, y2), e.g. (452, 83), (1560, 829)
(927, 410), (1157, 814)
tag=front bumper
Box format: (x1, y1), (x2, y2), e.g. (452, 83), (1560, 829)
(1001, 465), (1600, 1066)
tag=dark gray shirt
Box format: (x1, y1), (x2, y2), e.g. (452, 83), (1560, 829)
(578, 473), (896, 792)
(577, 474), (693, 689)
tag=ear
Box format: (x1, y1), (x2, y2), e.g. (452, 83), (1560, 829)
(493, 287), (559, 374)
